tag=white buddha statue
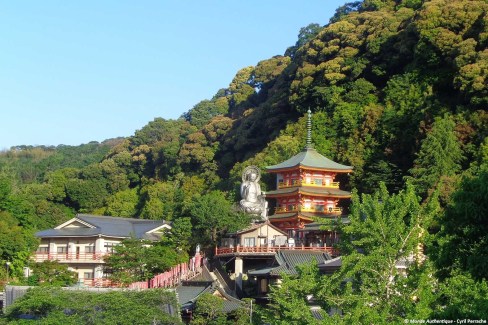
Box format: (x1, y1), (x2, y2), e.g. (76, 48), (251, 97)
(240, 166), (267, 219)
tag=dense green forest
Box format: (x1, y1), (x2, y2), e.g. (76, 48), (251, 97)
(1, 0), (487, 321)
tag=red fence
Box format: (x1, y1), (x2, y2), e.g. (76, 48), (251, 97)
(128, 254), (204, 290)
(33, 252), (109, 262)
(215, 245), (339, 256)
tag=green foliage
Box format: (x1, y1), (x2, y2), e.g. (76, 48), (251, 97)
(320, 184), (435, 322)
(104, 237), (181, 286)
(28, 260), (78, 287)
(139, 181), (176, 220)
(164, 217), (192, 252)
(0, 211), (29, 261)
(65, 178), (108, 212)
(0, 142), (114, 184)
(104, 188), (139, 217)
(191, 293), (227, 325)
(263, 262), (324, 325)
(186, 191), (253, 250)
(4, 287), (181, 324)
(183, 99), (229, 129)
(431, 170), (488, 280)
(285, 23), (323, 58)
(432, 272), (488, 319)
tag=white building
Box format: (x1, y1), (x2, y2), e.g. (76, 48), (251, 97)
(34, 214), (171, 286)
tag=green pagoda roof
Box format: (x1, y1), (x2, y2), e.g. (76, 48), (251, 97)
(266, 147), (353, 172)
(265, 186), (351, 198)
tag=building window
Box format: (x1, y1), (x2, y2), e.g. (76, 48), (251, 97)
(57, 246), (68, 254)
(84, 272), (94, 279)
(37, 247), (49, 253)
(243, 237), (255, 247)
(314, 178), (322, 185)
(104, 243), (117, 253)
(85, 245), (95, 253)
(315, 204), (324, 212)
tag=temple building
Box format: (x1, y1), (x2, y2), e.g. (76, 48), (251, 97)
(265, 110), (353, 247)
(214, 110), (352, 298)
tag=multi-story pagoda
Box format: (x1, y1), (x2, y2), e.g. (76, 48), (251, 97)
(265, 110), (353, 246)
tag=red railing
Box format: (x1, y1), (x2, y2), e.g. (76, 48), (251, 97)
(215, 245), (339, 256)
(32, 252), (110, 262)
(129, 254), (204, 289)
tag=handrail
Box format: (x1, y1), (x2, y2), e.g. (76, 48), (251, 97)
(32, 252), (110, 262)
(275, 205), (342, 214)
(215, 245), (339, 256)
(278, 180), (340, 189)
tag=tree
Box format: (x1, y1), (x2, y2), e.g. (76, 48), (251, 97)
(104, 188), (139, 217)
(28, 260), (78, 287)
(164, 217), (192, 253)
(4, 287), (182, 324)
(285, 23), (323, 58)
(139, 181), (176, 220)
(191, 293), (227, 325)
(187, 191), (252, 250)
(183, 99), (229, 129)
(408, 114), (464, 198)
(315, 184), (437, 323)
(104, 238), (180, 286)
(264, 184), (439, 323)
(263, 262), (324, 325)
(431, 170), (488, 280)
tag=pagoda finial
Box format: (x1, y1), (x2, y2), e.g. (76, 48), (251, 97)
(305, 109), (313, 149)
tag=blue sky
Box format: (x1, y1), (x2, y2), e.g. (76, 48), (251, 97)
(0, 0), (348, 150)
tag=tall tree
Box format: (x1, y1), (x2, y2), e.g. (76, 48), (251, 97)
(187, 191), (252, 250)
(103, 238), (179, 286)
(431, 170), (488, 280)
(262, 184), (439, 324)
(408, 114), (464, 198)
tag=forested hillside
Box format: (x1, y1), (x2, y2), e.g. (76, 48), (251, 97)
(1, 0), (487, 311)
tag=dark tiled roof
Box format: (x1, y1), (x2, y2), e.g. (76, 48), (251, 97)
(296, 219), (349, 231)
(268, 212), (298, 220)
(310, 307), (326, 320)
(36, 214), (170, 240)
(228, 221), (287, 236)
(210, 287), (244, 313)
(318, 256), (342, 268)
(249, 250), (332, 276)
(265, 186), (351, 198)
(266, 147), (353, 172)
(176, 284), (243, 313)
(176, 285), (211, 309)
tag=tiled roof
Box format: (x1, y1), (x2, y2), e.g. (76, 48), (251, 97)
(310, 307), (326, 320)
(176, 284), (211, 309)
(249, 250), (332, 276)
(296, 219), (349, 231)
(265, 186), (351, 198)
(36, 214), (170, 240)
(268, 212), (340, 221)
(228, 221), (287, 236)
(266, 147), (353, 172)
(176, 284), (243, 313)
(318, 256), (342, 268)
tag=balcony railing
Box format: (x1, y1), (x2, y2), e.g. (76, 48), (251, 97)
(278, 180), (340, 189)
(215, 245), (339, 256)
(275, 205), (342, 214)
(33, 252), (110, 263)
